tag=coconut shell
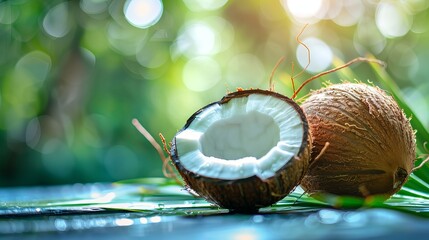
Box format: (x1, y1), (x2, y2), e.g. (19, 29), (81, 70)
(301, 83), (415, 198)
(170, 89), (311, 212)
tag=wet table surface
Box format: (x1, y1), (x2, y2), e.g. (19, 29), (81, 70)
(1, 183), (429, 240)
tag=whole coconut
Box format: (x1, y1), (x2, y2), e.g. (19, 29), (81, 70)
(301, 83), (415, 198)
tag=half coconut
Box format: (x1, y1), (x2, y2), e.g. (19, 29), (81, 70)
(170, 89), (311, 212)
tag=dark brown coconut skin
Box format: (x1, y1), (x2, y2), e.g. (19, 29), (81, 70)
(170, 89), (311, 212)
(301, 83), (415, 198)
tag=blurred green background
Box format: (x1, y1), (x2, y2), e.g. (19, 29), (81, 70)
(1, 0), (428, 186)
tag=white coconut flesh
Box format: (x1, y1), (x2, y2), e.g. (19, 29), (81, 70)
(174, 93), (305, 180)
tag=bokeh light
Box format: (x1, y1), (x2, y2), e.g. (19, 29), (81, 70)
(332, 0), (364, 27)
(3, 71), (41, 122)
(387, 44), (419, 80)
(136, 41), (169, 69)
(226, 54), (265, 89)
(43, 2), (71, 38)
(283, 0), (323, 21)
(0, 1), (19, 24)
(15, 51), (52, 88)
(354, 18), (386, 55)
(183, 0), (228, 12)
(175, 21), (217, 57)
(403, 87), (429, 127)
(25, 117), (41, 149)
(182, 57), (222, 92)
(80, 0), (109, 15)
(376, 2), (412, 38)
(173, 17), (234, 58)
(296, 38), (333, 73)
(123, 0), (163, 29)
(107, 21), (147, 56)
(282, 0), (365, 27)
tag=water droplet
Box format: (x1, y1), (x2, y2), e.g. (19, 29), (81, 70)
(140, 217), (148, 224)
(115, 218), (134, 226)
(150, 216), (162, 223)
(252, 215), (264, 223)
(183, 200), (197, 207)
(318, 209), (342, 225)
(54, 218), (68, 231)
(343, 212), (367, 227)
